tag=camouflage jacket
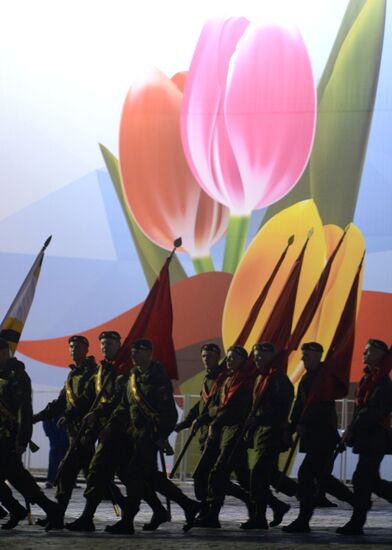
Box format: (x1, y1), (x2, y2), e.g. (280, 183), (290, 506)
(0, 357), (33, 450)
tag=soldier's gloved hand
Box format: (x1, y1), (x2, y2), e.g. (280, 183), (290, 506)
(191, 418), (202, 431)
(14, 444), (26, 455)
(156, 439), (166, 452)
(164, 440), (175, 456)
(83, 411), (97, 428)
(56, 416), (66, 429)
(208, 406), (218, 418)
(174, 421), (188, 432)
(32, 414), (41, 424)
(342, 429), (353, 448)
(207, 425), (219, 441)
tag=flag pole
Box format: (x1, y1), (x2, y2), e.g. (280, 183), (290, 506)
(56, 238), (182, 483)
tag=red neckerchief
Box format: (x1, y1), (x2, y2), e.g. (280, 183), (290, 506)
(200, 363), (227, 402)
(218, 363), (256, 410)
(356, 351), (392, 407)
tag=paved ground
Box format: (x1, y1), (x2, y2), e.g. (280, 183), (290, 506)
(0, 481), (390, 549)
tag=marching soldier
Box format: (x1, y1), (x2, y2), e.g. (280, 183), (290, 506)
(66, 333), (173, 532)
(0, 338), (61, 529)
(104, 338), (198, 535)
(175, 343), (224, 460)
(241, 342), (294, 529)
(337, 339), (392, 535)
(283, 342), (354, 533)
(33, 334), (96, 528)
(193, 345), (252, 528)
(65, 330), (129, 531)
(175, 343), (263, 521)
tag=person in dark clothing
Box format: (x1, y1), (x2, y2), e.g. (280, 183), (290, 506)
(283, 342), (354, 533)
(175, 344), (249, 512)
(337, 339), (392, 536)
(193, 345), (253, 528)
(33, 335), (96, 529)
(42, 416), (69, 488)
(104, 338), (198, 535)
(0, 338), (61, 529)
(241, 342), (294, 530)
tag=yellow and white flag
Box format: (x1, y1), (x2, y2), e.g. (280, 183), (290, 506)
(0, 236), (52, 354)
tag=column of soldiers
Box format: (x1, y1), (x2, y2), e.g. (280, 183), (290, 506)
(0, 332), (390, 536)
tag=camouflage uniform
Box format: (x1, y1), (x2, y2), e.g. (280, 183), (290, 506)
(34, 355), (96, 511)
(345, 373), (392, 529)
(287, 367), (353, 529)
(193, 368), (252, 527)
(0, 357), (59, 527)
(246, 369), (294, 526)
(107, 360), (197, 532)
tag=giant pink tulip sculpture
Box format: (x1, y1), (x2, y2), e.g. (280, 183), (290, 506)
(181, 17), (317, 272)
(119, 68), (229, 273)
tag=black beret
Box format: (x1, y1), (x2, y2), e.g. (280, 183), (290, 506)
(68, 335), (89, 346)
(131, 338), (153, 351)
(301, 341), (323, 353)
(0, 338), (9, 350)
(227, 345), (248, 359)
(99, 331), (121, 341)
(253, 342), (275, 353)
(368, 339), (389, 353)
(201, 343), (221, 355)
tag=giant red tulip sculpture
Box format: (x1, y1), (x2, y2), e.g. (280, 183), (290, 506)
(181, 17), (317, 272)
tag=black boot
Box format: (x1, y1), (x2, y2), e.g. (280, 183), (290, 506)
(66, 516), (95, 532)
(1, 501), (27, 530)
(143, 505), (170, 531)
(65, 496), (99, 532)
(0, 506), (7, 520)
(282, 500), (312, 533)
(268, 495), (290, 527)
(193, 500), (222, 528)
(336, 508), (366, 536)
(240, 503), (268, 530)
(32, 492), (63, 531)
(105, 509), (135, 535)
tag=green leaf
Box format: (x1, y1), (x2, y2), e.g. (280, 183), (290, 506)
(99, 144), (187, 287)
(310, 0), (386, 226)
(261, 0), (386, 228)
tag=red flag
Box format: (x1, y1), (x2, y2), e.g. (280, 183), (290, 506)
(112, 254), (178, 379)
(250, 235), (311, 400)
(221, 236), (312, 407)
(309, 257), (363, 403)
(287, 228), (347, 351)
(257, 235), (310, 353)
(234, 235), (294, 347)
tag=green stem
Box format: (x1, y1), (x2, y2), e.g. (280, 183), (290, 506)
(222, 214), (251, 273)
(192, 255), (215, 274)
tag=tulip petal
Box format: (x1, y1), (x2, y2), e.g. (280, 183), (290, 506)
(181, 17), (250, 208)
(222, 200), (326, 351)
(261, 0), (386, 227)
(119, 67), (228, 258)
(225, 23), (316, 213)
